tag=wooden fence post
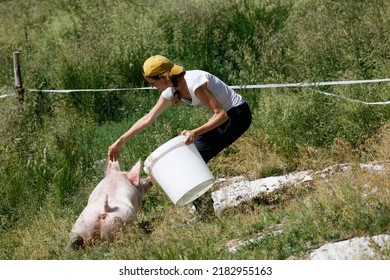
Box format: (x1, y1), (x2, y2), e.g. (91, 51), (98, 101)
(13, 52), (24, 104)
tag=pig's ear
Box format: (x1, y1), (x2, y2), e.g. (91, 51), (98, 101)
(126, 159), (141, 186)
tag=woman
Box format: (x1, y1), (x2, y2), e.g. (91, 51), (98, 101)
(108, 55), (252, 216)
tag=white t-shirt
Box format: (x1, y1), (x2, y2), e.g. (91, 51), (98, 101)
(161, 70), (244, 112)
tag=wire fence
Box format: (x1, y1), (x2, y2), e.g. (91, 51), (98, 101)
(2, 78), (390, 105)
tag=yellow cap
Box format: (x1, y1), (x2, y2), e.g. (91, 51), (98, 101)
(143, 55), (184, 77)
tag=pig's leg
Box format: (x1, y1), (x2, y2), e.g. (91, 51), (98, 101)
(105, 160), (121, 176)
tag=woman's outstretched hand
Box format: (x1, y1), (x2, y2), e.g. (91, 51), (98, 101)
(108, 142), (122, 162)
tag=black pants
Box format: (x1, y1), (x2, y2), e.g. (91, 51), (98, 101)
(195, 102), (252, 163)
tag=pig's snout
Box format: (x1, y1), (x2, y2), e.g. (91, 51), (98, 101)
(68, 235), (86, 250)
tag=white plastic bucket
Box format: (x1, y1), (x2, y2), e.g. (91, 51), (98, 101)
(143, 135), (214, 206)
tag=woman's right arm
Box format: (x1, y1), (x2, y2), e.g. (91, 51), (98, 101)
(108, 95), (171, 161)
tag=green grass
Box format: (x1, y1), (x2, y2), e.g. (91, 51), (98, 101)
(1, 159), (388, 260)
(1, 0), (390, 259)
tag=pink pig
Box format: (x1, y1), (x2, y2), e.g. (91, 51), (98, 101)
(68, 160), (152, 249)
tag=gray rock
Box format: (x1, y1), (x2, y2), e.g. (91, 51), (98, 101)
(212, 171), (312, 213)
(309, 234), (390, 260)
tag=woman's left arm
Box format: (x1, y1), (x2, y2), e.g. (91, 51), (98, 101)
(181, 83), (229, 144)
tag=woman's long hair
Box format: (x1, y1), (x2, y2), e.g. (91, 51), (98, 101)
(144, 71), (186, 106)
(170, 71), (186, 106)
